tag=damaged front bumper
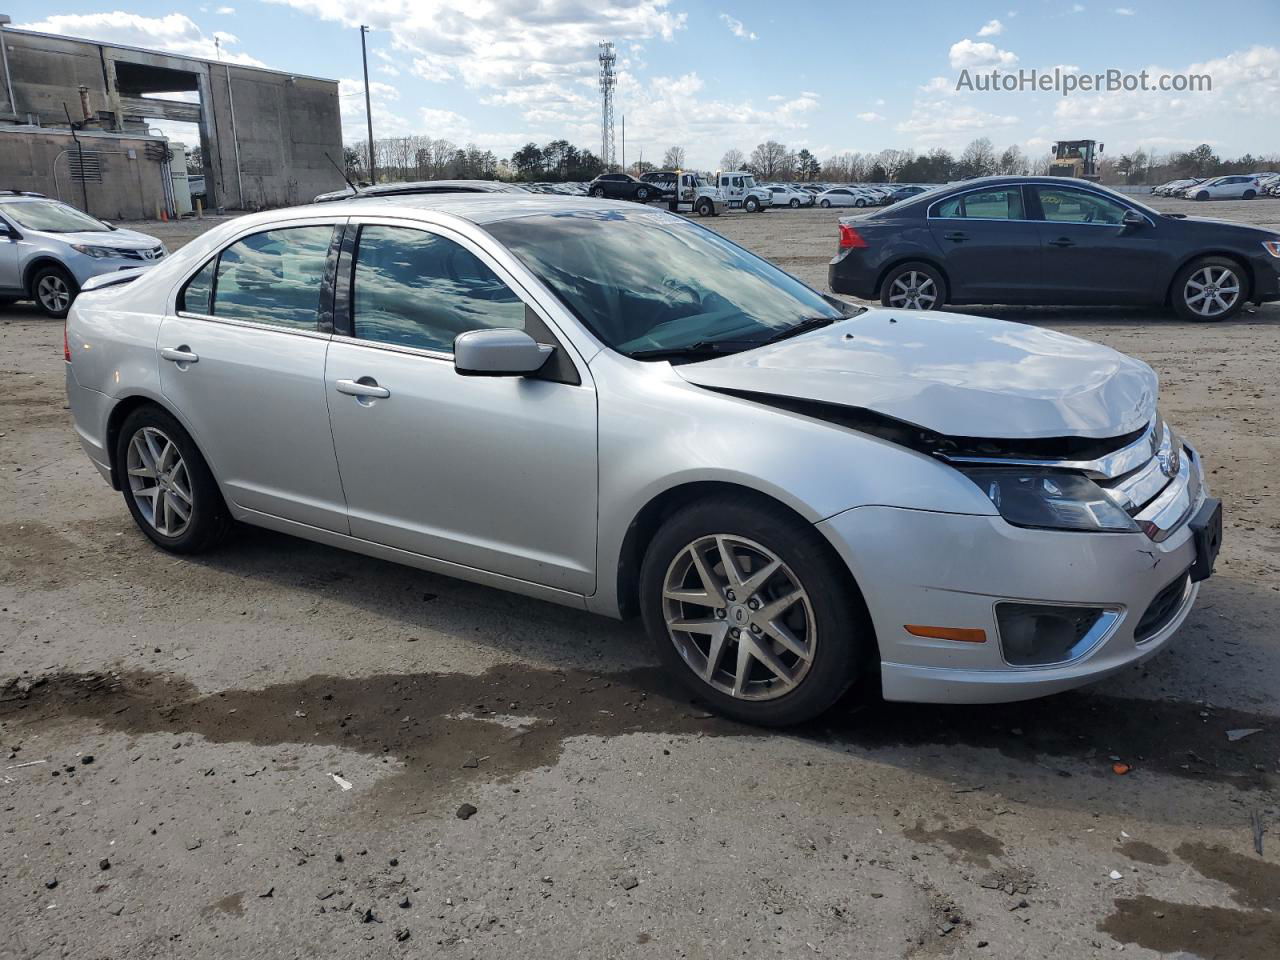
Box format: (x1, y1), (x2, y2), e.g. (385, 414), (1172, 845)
(816, 438), (1218, 705)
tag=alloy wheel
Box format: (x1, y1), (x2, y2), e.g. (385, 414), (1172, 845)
(662, 534), (816, 701)
(126, 426), (193, 537)
(1183, 266), (1240, 318)
(37, 274), (71, 313)
(887, 271), (938, 309)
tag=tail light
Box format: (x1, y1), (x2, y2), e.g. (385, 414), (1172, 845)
(838, 224), (868, 249)
(64, 325), (71, 362)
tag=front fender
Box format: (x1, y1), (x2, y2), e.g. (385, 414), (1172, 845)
(587, 352), (995, 615)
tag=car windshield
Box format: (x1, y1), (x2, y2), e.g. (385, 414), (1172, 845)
(0, 199), (110, 233)
(486, 208), (850, 358)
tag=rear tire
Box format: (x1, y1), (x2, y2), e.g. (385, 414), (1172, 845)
(880, 261), (946, 310)
(590, 186), (606, 198)
(640, 495), (871, 727)
(636, 187), (651, 202)
(1171, 256), (1247, 322)
(31, 265), (77, 319)
(115, 405), (232, 554)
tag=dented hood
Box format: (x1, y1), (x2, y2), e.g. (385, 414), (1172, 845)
(675, 309), (1157, 440)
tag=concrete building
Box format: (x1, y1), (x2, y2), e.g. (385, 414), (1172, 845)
(0, 16), (345, 215)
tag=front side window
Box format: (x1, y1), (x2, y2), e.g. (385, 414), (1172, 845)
(485, 209), (847, 358)
(212, 226), (333, 330)
(351, 225), (525, 354)
(934, 188), (1025, 220)
(1034, 187), (1128, 225)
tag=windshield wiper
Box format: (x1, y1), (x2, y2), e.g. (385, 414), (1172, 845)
(627, 340), (756, 361)
(754, 315), (840, 346)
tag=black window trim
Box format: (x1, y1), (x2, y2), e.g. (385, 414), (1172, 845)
(926, 181), (1155, 227)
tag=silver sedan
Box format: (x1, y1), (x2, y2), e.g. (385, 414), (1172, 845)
(65, 195), (1220, 725)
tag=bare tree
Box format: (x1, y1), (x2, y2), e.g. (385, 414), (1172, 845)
(957, 137), (998, 178)
(662, 145), (687, 169)
(720, 148), (745, 171)
(997, 145), (1026, 175)
(748, 140), (789, 179)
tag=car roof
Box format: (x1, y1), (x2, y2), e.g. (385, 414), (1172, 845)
(269, 192), (663, 227)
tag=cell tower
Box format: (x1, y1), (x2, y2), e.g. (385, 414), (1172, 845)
(598, 41), (617, 169)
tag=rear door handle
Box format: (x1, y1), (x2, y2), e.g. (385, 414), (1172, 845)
(160, 346), (198, 363)
(336, 378), (390, 399)
(943, 231), (968, 242)
(1048, 237), (1076, 247)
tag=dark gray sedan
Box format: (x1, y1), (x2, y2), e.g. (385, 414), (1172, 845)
(828, 176), (1280, 321)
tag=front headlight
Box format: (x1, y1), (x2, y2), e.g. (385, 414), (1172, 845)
(959, 468), (1137, 533)
(71, 244), (115, 259)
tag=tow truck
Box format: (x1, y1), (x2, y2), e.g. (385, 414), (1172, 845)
(638, 169), (772, 216)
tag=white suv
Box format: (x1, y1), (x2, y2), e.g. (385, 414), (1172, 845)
(1190, 176), (1262, 201)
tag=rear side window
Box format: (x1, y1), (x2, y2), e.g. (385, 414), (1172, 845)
(212, 226), (333, 330)
(934, 189), (1025, 220)
(351, 225), (525, 354)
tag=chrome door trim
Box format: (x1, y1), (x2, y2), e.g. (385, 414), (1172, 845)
(174, 311), (334, 341)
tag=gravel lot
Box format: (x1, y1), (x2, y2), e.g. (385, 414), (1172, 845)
(2, 196), (1278, 960)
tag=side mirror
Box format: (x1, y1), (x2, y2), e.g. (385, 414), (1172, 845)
(1121, 209), (1145, 230)
(454, 328), (553, 377)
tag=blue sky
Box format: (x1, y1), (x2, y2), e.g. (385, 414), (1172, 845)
(9, 1), (1279, 168)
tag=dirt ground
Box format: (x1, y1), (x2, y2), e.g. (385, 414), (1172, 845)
(1, 196), (1278, 960)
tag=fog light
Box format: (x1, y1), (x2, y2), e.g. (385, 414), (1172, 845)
(995, 603), (1119, 666)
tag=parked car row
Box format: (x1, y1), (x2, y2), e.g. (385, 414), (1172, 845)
(1150, 174), (1277, 200)
(63, 187), (1225, 726)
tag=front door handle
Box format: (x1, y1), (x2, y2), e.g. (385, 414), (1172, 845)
(943, 231), (968, 242)
(336, 378), (390, 399)
(160, 346), (199, 363)
(1048, 237), (1076, 247)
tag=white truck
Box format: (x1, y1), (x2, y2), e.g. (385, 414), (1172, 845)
(640, 169), (772, 216)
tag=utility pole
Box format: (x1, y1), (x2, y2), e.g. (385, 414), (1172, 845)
(621, 115), (625, 173)
(360, 25), (376, 183)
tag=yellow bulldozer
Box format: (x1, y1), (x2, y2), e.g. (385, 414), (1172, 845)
(1049, 140), (1102, 181)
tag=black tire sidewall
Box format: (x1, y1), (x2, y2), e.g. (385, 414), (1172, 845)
(32, 265), (77, 319)
(639, 496), (870, 727)
(820, 199), (830, 208)
(880, 261), (946, 310)
(115, 405), (229, 553)
(1171, 256), (1247, 322)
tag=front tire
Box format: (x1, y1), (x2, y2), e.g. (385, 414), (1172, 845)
(31, 265), (77, 319)
(819, 199), (831, 208)
(115, 405), (231, 554)
(640, 496), (870, 727)
(1172, 256), (1246, 322)
(789, 198), (799, 208)
(695, 198), (714, 217)
(880, 261), (946, 310)
(743, 196), (760, 213)
(1195, 191), (1209, 201)
(1243, 189), (1256, 199)
(854, 198), (866, 208)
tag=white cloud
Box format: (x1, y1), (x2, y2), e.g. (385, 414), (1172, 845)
(16, 12), (263, 65)
(1052, 45), (1280, 150)
(1071, 3), (1085, 11)
(949, 38), (1019, 69)
(856, 112), (884, 122)
(897, 102), (1020, 140)
(977, 19), (1004, 37)
(215, 6), (236, 14)
(719, 13), (757, 41)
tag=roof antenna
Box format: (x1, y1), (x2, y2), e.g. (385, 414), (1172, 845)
(324, 151), (358, 195)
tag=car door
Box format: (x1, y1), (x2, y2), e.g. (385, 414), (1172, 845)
(158, 219), (350, 532)
(323, 219), (598, 595)
(926, 186), (1042, 302)
(1028, 185), (1167, 305)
